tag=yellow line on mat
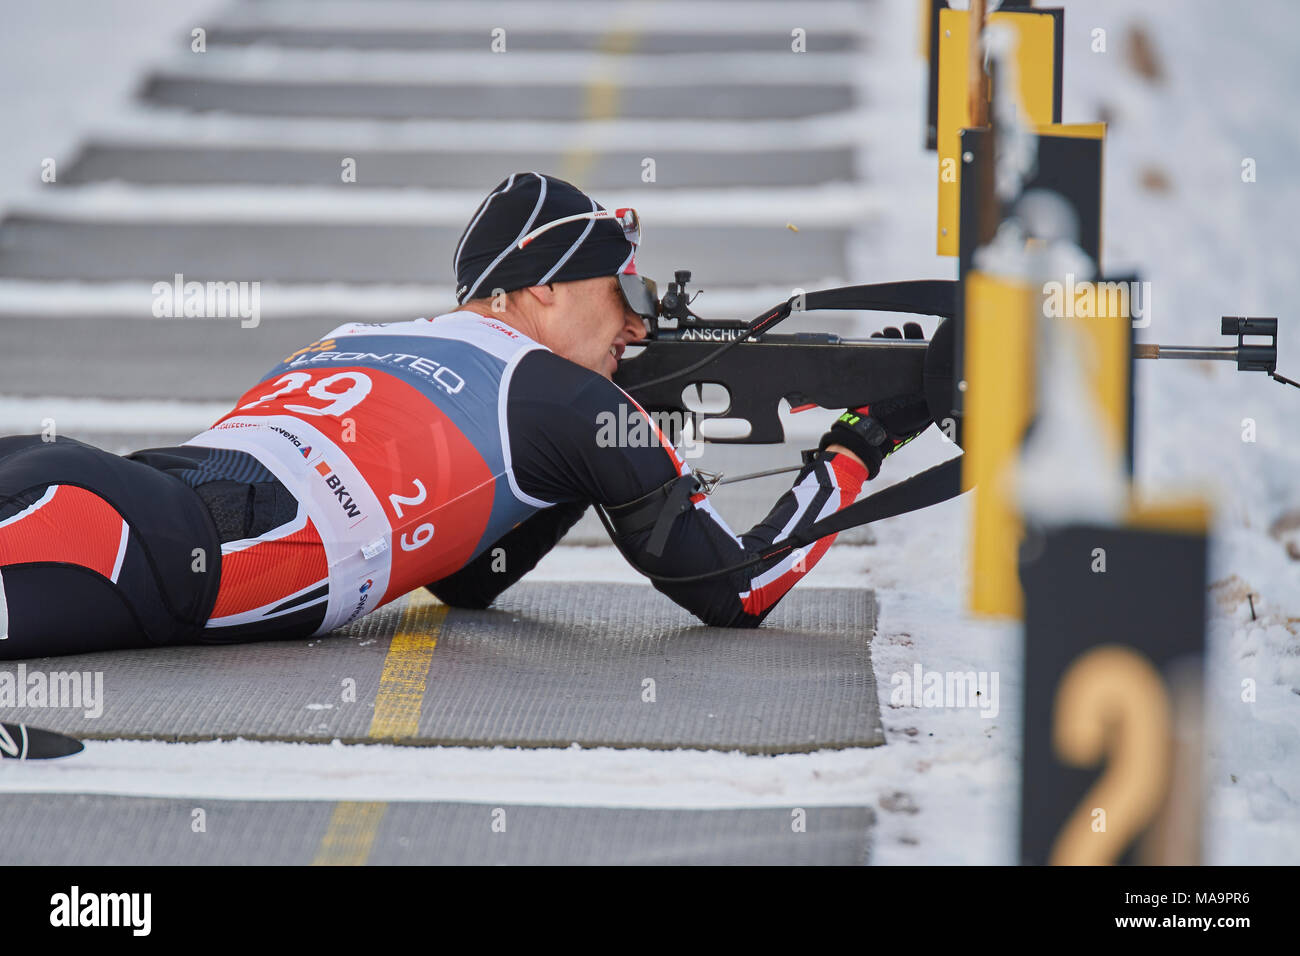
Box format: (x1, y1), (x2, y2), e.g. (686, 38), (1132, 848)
(312, 801), (389, 866)
(312, 589), (446, 865)
(370, 588), (447, 741)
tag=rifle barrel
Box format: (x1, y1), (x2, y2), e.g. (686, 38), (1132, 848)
(836, 338), (930, 347)
(1135, 345), (1242, 362)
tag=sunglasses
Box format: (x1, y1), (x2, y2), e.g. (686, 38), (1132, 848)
(517, 207), (641, 250)
(617, 272), (659, 321)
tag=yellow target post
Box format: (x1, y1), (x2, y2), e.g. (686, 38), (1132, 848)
(935, 6), (1062, 256)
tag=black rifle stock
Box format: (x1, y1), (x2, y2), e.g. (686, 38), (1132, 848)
(613, 277), (960, 445)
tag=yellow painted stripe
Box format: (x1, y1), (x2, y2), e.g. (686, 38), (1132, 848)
(312, 801), (389, 866)
(963, 270), (1034, 618)
(560, 24), (643, 184)
(312, 589), (446, 865)
(1126, 498), (1210, 535)
(369, 588), (446, 741)
(1032, 122), (1107, 140)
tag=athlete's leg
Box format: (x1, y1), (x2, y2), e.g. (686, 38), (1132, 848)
(192, 481), (330, 643)
(0, 565), (147, 658)
(130, 444), (330, 643)
(0, 435), (221, 660)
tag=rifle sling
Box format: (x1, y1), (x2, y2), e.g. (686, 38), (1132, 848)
(594, 455), (966, 584)
(772, 455), (965, 557)
(601, 473), (702, 558)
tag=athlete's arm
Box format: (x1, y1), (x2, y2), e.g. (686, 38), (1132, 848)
(503, 349), (871, 627)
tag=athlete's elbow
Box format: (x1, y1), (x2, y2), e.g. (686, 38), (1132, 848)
(693, 605), (762, 629)
(423, 583), (492, 610)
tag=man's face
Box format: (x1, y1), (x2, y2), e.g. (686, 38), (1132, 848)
(542, 276), (647, 380)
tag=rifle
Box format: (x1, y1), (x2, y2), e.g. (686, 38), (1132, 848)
(614, 271), (960, 447)
(609, 272), (1295, 576)
(605, 272), (965, 582)
(615, 271), (1296, 451)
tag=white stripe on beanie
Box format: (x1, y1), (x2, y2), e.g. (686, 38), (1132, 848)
(454, 172), (517, 277)
(537, 198), (598, 285)
(461, 171), (549, 302)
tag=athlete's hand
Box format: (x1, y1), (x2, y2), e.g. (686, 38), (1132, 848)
(871, 321), (925, 341)
(820, 323), (929, 476)
(819, 394), (932, 480)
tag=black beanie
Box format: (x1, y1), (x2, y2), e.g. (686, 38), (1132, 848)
(453, 172), (637, 304)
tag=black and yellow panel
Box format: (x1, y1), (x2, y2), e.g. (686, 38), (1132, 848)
(923, 0), (1038, 150)
(952, 124), (1120, 473)
(961, 270), (1036, 617)
(1057, 272), (1133, 472)
(935, 6), (1062, 255)
(962, 266), (1135, 618)
(1019, 521), (1207, 865)
(956, 123), (1107, 276)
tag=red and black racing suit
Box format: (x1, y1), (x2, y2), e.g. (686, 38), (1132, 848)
(0, 312), (868, 659)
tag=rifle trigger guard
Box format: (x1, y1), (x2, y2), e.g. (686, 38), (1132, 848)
(693, 470), (723, 495)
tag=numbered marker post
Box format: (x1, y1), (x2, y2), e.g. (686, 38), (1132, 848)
(1018, 511), (1208, 865)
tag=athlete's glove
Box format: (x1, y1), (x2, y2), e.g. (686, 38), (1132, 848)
(818, 324), (932, 479)
(818, 395), (932, 479)
(869, 322), (925, 342)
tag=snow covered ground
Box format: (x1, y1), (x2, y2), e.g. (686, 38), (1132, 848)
(852, 0), (1300, 863)
(2, 0), (1297, 865)
(1081, 3), (1300, 864)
